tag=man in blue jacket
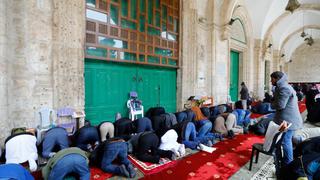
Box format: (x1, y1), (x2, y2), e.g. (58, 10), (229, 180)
(270, 71), (303, 167)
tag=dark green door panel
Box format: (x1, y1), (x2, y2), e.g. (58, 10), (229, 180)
(137, 67), (177, 113)
(137, 67), (159, 112)
(85, 60), (137, 125)
(229, 51), (239, 102)
(158, 69), (176, 113)
(85, 59), (176, 125)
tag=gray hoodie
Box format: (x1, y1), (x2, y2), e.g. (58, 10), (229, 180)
(271, 73), (303, 130)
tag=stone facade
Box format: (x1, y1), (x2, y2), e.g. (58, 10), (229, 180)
(0, 0), (85, 145)
(1, 0), (314, 145)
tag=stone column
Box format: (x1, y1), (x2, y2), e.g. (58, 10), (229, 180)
(52, 0), (85, 111)
(0, 0), (9, 142)
(177, 0), (198, 110)
(253, 39), (264, 99)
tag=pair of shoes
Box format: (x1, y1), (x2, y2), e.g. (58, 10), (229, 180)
(126, 164), (136, 178)
(119, 164), (130, 178)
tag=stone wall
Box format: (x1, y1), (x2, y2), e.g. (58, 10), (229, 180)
(288, 40), (320, 82)
(0, 0), (85, 145)
(0, 0), (9, 143)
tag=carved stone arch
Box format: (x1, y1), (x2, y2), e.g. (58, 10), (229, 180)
(228, 3), (254, 97)
(280, 25), (320, 52)
(261, 4), (320, 58)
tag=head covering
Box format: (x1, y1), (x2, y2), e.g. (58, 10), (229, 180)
(270, 71), (284, 80)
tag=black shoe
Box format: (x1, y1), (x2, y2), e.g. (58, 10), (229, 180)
(227, 130), (235, 139)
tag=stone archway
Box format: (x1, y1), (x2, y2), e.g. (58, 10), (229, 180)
(228, 4), (254, 100)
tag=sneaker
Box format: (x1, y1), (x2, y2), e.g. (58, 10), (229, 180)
(126, 164), (136, 178)
(119, 164), (130, 177)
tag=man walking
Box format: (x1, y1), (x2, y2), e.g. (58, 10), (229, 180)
(270, 71), (303, 167)
(240, 82), (249, 110)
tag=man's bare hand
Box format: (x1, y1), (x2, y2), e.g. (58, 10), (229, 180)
(279, 121), (288, 132)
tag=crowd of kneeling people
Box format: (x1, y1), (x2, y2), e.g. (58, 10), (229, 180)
(0, 104), (255, 179)
(1, 102), (320, 179)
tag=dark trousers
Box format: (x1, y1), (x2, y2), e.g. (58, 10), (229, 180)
(76, 126), (100, 151)
(101, 141), (132, 176)
(135, 117), (153, 133)
(42, 127), (69, 158)
(175, 112), (188, 123)
(136, 132), (173, 163)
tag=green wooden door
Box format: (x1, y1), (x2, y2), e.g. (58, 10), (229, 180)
(85, 59), (176, 125)
(229, 51), (239, 102)
(85, 60), (137, 125)
(137, 66), (177, 113)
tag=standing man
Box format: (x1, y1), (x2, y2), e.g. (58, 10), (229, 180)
(270, 71), (303, 167)
(240, 82), (249, 110)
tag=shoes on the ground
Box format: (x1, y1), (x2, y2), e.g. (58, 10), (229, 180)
(126, 164), (136, 178)
(119, 164), (130, 177)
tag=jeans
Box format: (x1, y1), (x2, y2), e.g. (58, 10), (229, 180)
(175, 112), (187, 123)
(101, 141), (132, 176)
(49, 154), (90, 180)
(195, 120), (212, 137)
(307, 160), (320, 180)
(282, 130), (294, 166)
(184, 122), (197, 141)
(76, 126), (100, 151)
(135, 117), (153, 133)
(0, 164), (34, 180)
(183, 122), (207, 149)
(42, 127), (69, 158)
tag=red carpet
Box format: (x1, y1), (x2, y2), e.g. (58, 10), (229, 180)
(129, 155), (177, 175)
(298, 101), (306, 113)
(141, 134), (264, 180)
(250, 100), (306, 119)
(250, 113), (266, 119)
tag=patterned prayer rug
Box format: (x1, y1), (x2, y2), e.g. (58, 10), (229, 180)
(128, 155), (177, 175)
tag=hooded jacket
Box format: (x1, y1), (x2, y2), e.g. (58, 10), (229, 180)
(271, 73), (303, 130)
